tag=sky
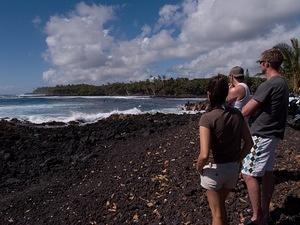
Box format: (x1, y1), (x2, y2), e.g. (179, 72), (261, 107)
(1, 0), (300, 94)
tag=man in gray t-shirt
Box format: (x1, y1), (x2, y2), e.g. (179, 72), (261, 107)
(250, 75), (289, 139)
(241, 48), (289, 225)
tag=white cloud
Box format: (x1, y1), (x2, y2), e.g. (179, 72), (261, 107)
(179, 0), (300, 44)
(32, 16), (42, 28)
(43, 0), (300, 85)
(171, 0), (300, 76)
(154, 4), (182, 31)
(173, 25), (300, 76)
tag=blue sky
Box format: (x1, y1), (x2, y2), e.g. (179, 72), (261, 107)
(1, 0), (300, 94)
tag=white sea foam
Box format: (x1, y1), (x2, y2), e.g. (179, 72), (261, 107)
(18, 94), (46, 97)
(17, 107), (144, 124)
(0, 103), (76, 110)
(0, 96), (202, 124)
(68, 108), (143, 122)
(2, 106), (198, 124)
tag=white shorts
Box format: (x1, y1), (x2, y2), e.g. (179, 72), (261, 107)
(200, 162), (240, 190)
(241, 135), (280, 177)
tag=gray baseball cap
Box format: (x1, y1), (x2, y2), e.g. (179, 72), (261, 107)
(229, 66), (244, 77)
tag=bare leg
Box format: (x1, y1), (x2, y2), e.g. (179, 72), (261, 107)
(220, 189), (230, 222)
(261, 171), (274, 223)
(207, 189), (229, 225)
(242, 174), (263, 224)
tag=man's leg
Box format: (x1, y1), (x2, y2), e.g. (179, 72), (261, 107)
(261, 138), (279, 223)
(261, 171), (274, 222)
(241, 136), (279, 224)
(242, 174), (263, 224)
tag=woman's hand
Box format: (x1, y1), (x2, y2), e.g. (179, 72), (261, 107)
(196, 157), (204, 174)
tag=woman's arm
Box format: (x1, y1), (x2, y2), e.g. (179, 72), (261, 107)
(196, 126), (211, 173)
(238, 119), (254, 161)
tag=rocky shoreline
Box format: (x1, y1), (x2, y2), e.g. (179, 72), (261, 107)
(0, 113), (299, 225)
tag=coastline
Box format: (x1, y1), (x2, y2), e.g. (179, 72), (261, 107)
(0, 113), (299, 225)
(20, 93), (207, 99)
(0, 95), (206, 124)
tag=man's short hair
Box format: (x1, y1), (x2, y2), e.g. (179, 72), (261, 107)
(259, 48), (283, 70)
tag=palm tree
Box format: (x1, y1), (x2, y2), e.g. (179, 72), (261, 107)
(274, 38), (300, 93)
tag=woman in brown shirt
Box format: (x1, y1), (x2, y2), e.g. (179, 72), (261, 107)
(196, 75), (253, 225)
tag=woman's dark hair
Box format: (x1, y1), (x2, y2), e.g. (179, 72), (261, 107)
(207, 74), (229, 108)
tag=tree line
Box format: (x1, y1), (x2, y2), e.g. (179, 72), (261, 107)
(33, 76), (264, 97)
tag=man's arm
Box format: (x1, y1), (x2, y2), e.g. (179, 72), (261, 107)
(226, 85), (245, 103)
(242, 98), (261, 117)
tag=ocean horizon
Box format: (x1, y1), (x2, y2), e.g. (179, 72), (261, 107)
(0, 95), (205, 124)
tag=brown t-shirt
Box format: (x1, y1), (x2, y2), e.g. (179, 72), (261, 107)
(199, 106), (244, 163)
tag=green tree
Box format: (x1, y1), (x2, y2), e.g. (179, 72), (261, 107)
(274, 38), (300, 93)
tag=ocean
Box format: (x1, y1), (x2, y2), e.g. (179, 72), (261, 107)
(0, 95), (205, 124)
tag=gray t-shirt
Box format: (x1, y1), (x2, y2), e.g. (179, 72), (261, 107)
(250, 76), (289, 139)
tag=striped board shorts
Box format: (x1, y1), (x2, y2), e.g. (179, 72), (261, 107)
(241, 135), (280, 177)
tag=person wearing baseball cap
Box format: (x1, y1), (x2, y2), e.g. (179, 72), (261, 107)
(241, 48), (289, 225)
(226, 66), (251, 111)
